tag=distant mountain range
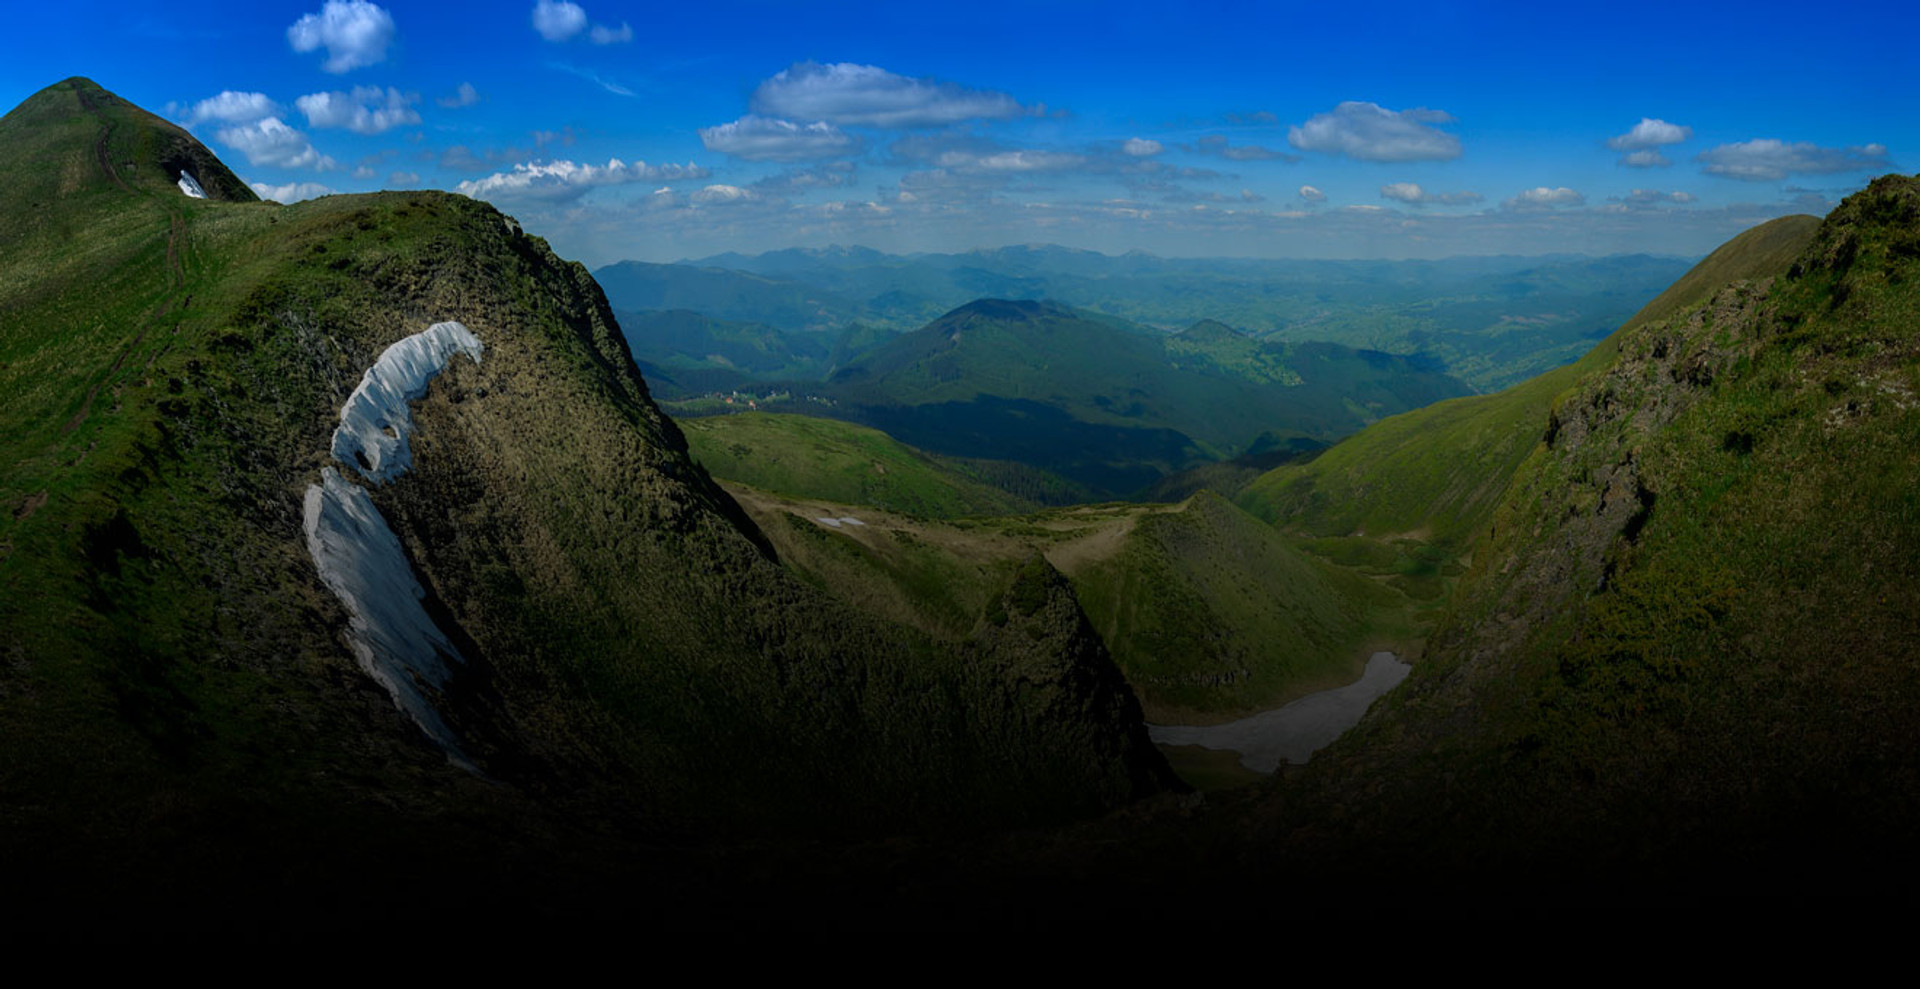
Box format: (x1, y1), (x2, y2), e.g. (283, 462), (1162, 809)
(596, 244), (1694, 391)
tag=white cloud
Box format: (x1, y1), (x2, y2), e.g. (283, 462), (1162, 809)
(352, 165), (377, 179)
(1288, 101), (1461, 162)
(389, 171), (420, 185)
(1298, 185), (1327, 203)
(750, 162), (858, 195)
(699, 116), (861, 162)
(1608, 118), (1692, 151)
(297, 87), (420, 135)
(184, 91), (277, 125)
(455, 158), (711, 202)
(531, 0), (586, 41)
(288, 1), (396, 73)
(1697, 139), (1892, 181)
(217, 117), (338, 170)
(589, 22), (632, 44)
(1379, 181), (1483, 206)
(1189, 135), (1300, 162)
(690, 184), (760, 206)
(250, 181), (335, 203)
(1504, 186), (1585, 210)
(1607, 118), (1691, 167)
(750, 61), (1036, 128)
(1123, 137), (1163, 157)
(951, 150), (1086, 173)
(437, 82), (480, 109)
(1612, 189), (1698, 206)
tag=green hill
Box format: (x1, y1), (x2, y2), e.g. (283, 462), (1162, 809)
(1236, 214), (1824, 567)
(1274, 176), (1920, 883)
(613, 308), (829, 379)
(679, 412), (1043, 518)
(824, 298), (1468, 495)
(0, 78), (1179, 900)
(723, 484), (1414, 723)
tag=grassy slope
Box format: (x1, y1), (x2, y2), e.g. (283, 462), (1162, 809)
(679, 412), (1040, 518)
(1236, 214), (1824, 565)
(1288, 177), (1920, 880)
(724, 484), (1415, 723)
(0, 79), (1176, 865)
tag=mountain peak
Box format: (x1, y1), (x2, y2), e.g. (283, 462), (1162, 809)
(1, 76), (256, 206)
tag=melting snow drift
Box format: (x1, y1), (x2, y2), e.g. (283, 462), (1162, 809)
(815, 516), (866, 528)
(177, 170), (208, 199)
(303, 320), (486, 766)
(305, 467), (469, 761)
(332, 321), (483, 483)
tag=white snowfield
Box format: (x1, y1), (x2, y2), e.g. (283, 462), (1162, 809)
(331, 321), (483, 483)
(1148, 651), (1412, 772)
(814, 516), (866, 528)
(304, 467), (469, 762)
(177, 170), (208, 199)
(301, 320), (486, 766)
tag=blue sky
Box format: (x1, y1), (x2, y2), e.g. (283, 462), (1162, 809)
(6, 1), (1914, 264)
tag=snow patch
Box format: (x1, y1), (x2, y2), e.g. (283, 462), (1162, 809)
(304, 466), (470, 763)
(814, 516), (866, 528)
(177, 170), (208, 199)
(331, 321), (483, 483)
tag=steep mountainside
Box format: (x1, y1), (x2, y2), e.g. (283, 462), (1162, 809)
(0, 78), (1177, 902)
(1237, 215), (1824, 564)
(1275, 177), (1920, 885)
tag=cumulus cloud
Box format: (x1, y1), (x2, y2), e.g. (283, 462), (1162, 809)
(750, 61), (1037, 128)
(1187, 135), (1300, 162)
(1379, 182), (1483, 206)
(184, 91), (278, 125)
(250, 181), (335, 203)
(1288, 101), (1461, 162)
(1504, 186), (1585, 210)
(389, 171), (420, 185)
(455, 158), (711, 202)
(437, 82), (480, 109)
(1608, 118), (1692, 151)
(589, 22), (632, 44)
(1607, 117), (1691, 167)
(1696, 139), (1892, 181)
(297, 87), (420, 135)
(1298, 185), (1327, 203)
(1123, 137), (1163, 157)
(699, 116), (861, 162)
(217, 117), (337, 170)
(531, 0), (586, 41)
(288, 1), (396, 73)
